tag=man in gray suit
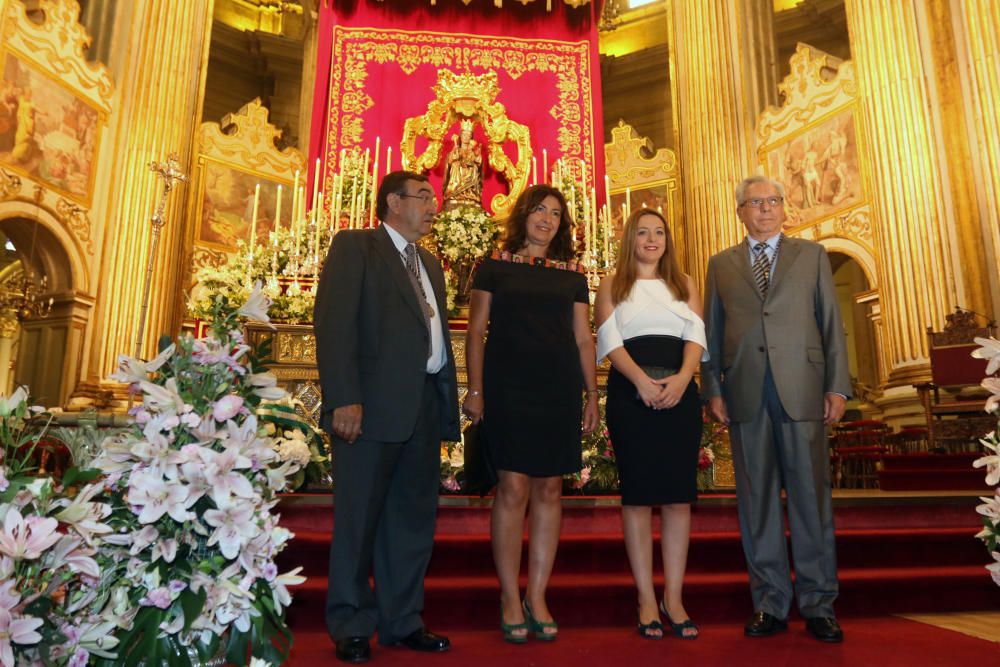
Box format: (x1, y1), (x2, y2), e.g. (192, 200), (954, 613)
(314, 170), (461, 663)
(702, 175), (851, 643)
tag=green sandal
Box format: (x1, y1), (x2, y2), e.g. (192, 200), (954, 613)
(500, 604), (529, 644)
(523, 600), (558, 641)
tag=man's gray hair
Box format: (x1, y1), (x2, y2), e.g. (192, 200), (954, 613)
(735, 175), (786, 206)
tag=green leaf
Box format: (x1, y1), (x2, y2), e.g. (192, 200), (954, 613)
(179, 586), (207, 633)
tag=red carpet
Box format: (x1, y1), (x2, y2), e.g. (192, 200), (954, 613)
(879, 454), (988, 491)
(284, 618), (994, 666)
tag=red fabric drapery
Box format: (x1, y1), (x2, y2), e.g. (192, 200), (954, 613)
(308, 0), (605, 218)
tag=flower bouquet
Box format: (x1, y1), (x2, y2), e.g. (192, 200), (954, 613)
(91, 284), (306, 665)
(0, 388), (118, 667)
(971, 337), (1000, 583)
(432, 204), (500, 308)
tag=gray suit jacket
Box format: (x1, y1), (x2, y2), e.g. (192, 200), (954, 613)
(701, 236), (851, 422)
(313, 225), (461, 442)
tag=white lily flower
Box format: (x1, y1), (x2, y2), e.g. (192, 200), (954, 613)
(238, 281), (276, 329)
(0, 386), (27, 417)
(270, 566), (306, 609)
(109, 343), (176, 385)
(248, 372), (287, 400)
(973, 336), (1000, 375)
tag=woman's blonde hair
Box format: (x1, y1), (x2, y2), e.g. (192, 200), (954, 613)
(611, 208), (689, 305)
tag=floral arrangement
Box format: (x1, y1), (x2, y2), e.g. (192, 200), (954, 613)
(432, 204), (500, 266)
(0, 389), (119, 667)
(92, 284), (307, 665)
(187, 223), (331, 325)
(971, 336), (1000, 583)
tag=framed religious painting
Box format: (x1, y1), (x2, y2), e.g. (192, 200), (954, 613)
(760, 105), (864, 228)
(193, 156), (294, 252)
(0, 47), (103, 205)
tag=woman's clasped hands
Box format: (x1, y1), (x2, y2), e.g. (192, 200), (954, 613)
(637, 372), (690, 411)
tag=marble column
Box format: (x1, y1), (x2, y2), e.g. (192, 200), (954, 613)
(90, 0), (213, 384)
(672, 1), (759, 287)
(844, 0), (975, 387)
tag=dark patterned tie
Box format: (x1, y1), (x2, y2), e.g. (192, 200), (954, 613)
(403, 243), (433, 358)
(752, 242), (771, 296)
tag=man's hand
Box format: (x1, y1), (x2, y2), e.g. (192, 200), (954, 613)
(824, 393), (847, 426)
(708, 396), (730, 425)
(332, 403), (363, 443)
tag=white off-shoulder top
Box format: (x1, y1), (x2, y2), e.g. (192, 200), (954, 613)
(596, 279), (709, 363)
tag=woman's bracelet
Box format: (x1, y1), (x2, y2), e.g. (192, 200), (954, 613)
(466, 389), (482, 397)
(584, 389), (598, 396)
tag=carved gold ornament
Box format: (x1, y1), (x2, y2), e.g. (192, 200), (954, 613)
(374, 0), (591, 9)
(402, 70), (532, 218)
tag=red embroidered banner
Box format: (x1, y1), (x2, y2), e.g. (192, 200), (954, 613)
(309, 0), (604, 217)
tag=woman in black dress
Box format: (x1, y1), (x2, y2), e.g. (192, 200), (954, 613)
(594, 210), (706, 640)
(463, 185), (599, 643)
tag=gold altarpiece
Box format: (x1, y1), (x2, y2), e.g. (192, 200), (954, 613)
(0, 0), (113, 406)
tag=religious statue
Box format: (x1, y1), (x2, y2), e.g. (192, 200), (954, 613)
(442, 119), (483, 210)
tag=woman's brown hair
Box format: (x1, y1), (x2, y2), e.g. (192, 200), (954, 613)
(611, 208), (689, 305)
(501, 185), (576, 261)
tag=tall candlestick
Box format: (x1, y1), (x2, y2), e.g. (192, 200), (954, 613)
(532, 157), (538, 186)
(543, 149), (548, 184)
(604, 207), (611, 267)
(291, 170), (301, 228)
(349, 154), (358, 229)
(360, 148), (371, 226)
(579, 158), (588, 196)
(569, 182), (576, 224)
(312, 157), (321, 211)
(604, 174), (611, 209)
(273, 184), (283, 244)
(249, 183), (260, 259)
(386, 145), (392, 174)
(369, 137), (381, 227)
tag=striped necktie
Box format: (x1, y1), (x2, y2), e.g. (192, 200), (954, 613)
(752, 242), (771, 296)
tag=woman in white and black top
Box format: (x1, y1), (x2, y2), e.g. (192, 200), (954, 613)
(594, 209), (708, 641)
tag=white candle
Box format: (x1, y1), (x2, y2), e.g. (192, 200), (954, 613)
(386, 145), (392, 173)
(625, 187), (631, 218)
(312, 157), (321, 213)
(579, 158), (588, 196)
(273, 184), (282, 244)
(370, 137), (380, 227)
(543, 149), (548, 185)
(604, 174), (611, 210)
(249, 183), (260, 258)
(361, 148), (371, 225)
(349, 158), (359, 229)
(532, 157), (538, 186)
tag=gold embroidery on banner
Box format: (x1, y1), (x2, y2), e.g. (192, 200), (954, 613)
(325, 27), (595, 198)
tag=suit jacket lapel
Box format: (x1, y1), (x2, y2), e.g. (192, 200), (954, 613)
(372, 225), (427, 328)
(769, 236), (801, 293)
(727, 240), (763, 301)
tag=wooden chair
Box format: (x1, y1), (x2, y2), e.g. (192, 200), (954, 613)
(830, 419), (890, 488)
(914, 309), (997, 452)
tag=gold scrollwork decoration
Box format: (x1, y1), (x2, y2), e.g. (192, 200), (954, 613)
(0, 0), (113, 110)
(191, 246), (228, 272)
(604, 120), (678, 189)
(401, 70), (532, 218)
(832, 209), (872, 242)
(54, 197), (93, 255)
(199, 98), (306, 176)
(0, 168), (21, 200)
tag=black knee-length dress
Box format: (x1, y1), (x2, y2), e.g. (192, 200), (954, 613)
(472, 251), (590, 477)
(597, 279), (707, 505)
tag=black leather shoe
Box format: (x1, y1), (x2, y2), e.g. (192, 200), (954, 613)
(335, 637), (371, 663)
(805, 616), (844, 643)
(397, 628), (450, 652)
(744, 611), (788, 637)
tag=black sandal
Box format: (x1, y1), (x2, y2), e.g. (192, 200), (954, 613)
(637, 614), (665, 640)
(659, 600), (699, 639)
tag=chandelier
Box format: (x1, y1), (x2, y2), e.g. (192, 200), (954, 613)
(0, 265), (52, 322)
(598, 0), (621, 32)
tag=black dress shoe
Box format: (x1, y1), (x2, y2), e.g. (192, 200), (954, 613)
(397, 628), (450, 652)
(805, 616), (844, 643)
(335, 637), (371, 664)
(744, 611), (788, 637)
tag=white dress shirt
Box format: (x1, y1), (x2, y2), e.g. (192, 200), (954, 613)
(383, 223), (447, 374)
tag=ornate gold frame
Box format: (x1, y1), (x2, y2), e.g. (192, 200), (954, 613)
(187, 98), (305, 272)
(755, 44), (875, 272)
(401, 69), (532, 219)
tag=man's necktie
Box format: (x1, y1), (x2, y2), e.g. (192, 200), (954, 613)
(752, 242), (771, 296)
(403, 243), (434, 358)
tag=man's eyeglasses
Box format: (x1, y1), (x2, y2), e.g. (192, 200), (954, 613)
(741, 196), (784, 209)
(398, 192), (438, 207)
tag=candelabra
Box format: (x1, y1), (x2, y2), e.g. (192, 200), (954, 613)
(599, 0), (621, 32)
(0, 267), (52, 322)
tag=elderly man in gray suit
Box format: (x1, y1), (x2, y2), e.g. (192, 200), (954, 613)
(702, 175), (850, 643)
(314, 170), (461, 663)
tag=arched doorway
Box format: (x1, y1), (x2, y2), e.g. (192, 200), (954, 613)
(0, 216), (86, 407)
(829, 251), (879, 412)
